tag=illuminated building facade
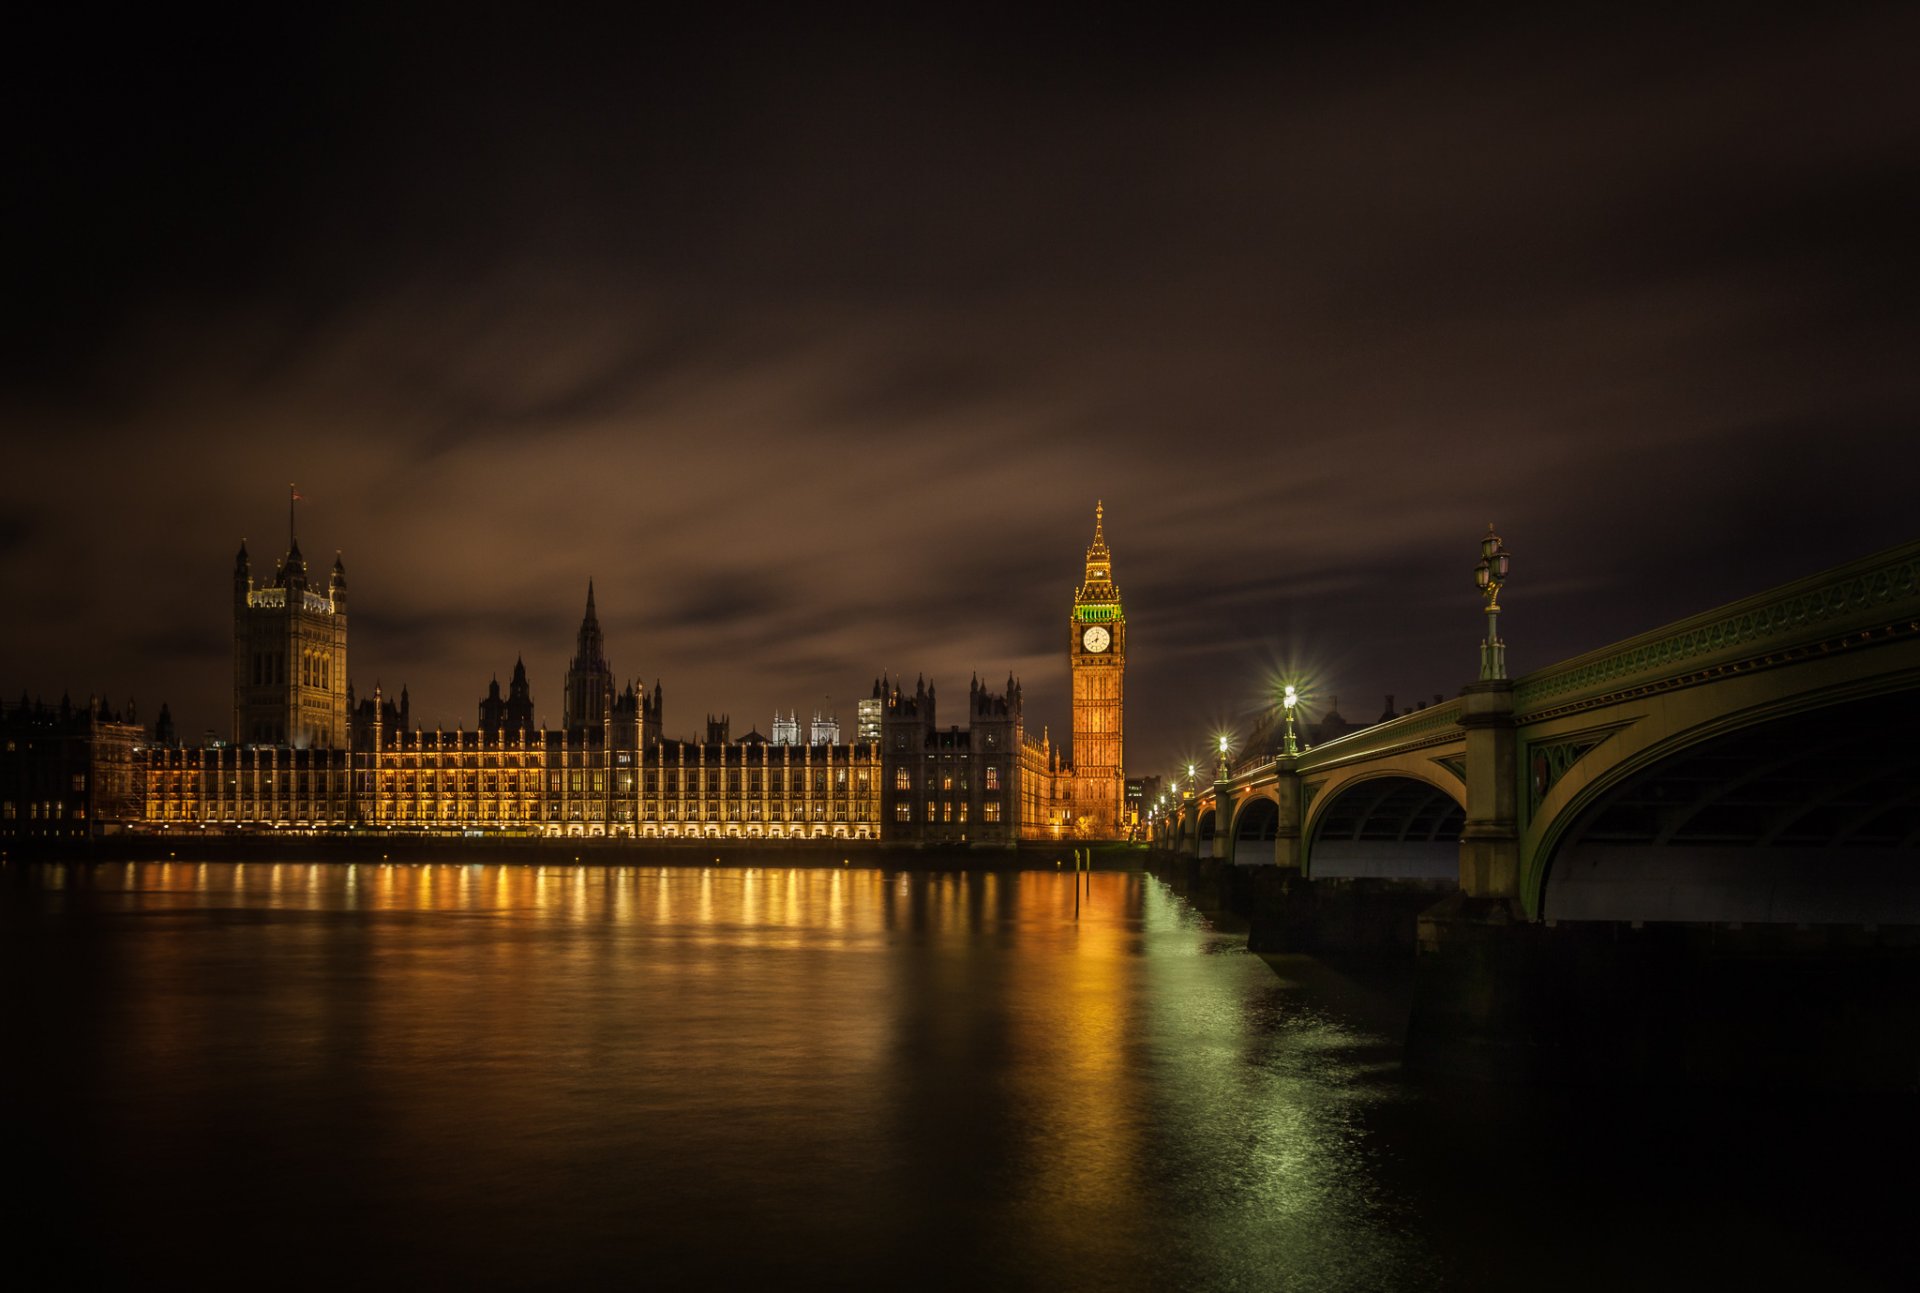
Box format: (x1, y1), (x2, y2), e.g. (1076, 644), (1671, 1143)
(105, 500), (1134, 843)
(140, 725), (880, 839)
(233, 516), (348, 748)
(1065, 503), (1125, 836)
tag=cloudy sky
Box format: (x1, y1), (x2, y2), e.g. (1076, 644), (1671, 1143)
(4, 4), (1915, 773)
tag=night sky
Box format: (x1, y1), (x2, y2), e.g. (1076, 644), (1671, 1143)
(4, 5), (1915, 775)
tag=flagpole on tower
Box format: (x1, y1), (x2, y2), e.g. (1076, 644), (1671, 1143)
(289, 482), (300, 551)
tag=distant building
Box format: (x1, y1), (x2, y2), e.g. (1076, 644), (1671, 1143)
(809, 705), (840, 746)
(1124, 776), (1161, 837)
(1, 694), (145, 838)
(772, 710), (800, 746)
(856, 698), (883, 744)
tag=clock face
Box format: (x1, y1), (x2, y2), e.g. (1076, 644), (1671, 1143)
(1081, 624), (1111, 654)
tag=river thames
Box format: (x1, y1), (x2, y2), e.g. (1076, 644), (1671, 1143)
(2, 860), (1907, 1289)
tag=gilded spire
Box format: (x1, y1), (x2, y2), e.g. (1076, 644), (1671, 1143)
(1079, 501), (1117, 602)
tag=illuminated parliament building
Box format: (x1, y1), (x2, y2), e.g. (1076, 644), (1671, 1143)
(32, 506), (1129, 845)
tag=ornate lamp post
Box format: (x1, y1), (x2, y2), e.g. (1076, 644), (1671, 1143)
(1282, 685), (1300, 756)
(1216, 734), (1231, 781)
(1474, 524), (1513, 681)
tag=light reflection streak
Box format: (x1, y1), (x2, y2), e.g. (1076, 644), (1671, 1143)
(7, 859), (1417, 1289)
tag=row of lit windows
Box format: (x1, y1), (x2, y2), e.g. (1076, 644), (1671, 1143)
(891, 801), (1002, 823)
(4, 801), (80, 819)
(300, 650), (332, 691)
(891, 766), (1001, 792)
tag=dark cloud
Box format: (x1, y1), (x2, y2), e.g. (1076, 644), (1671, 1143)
(2, 4), (1916, 771)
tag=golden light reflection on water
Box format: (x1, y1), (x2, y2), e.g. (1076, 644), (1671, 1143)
(12, 859), (1420, 1289)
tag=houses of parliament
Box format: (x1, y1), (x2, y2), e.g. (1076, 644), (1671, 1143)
(8, 505), (1132, 844)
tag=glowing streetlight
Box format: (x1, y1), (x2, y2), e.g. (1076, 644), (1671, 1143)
(1474, 524), (1513, 681)
(1282, 684), (1300, 756)
(1216, 733), (1231, 780)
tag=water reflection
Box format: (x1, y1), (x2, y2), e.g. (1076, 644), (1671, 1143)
(5, 860), (1905, 1289)
(1, 861), (1429, 1288)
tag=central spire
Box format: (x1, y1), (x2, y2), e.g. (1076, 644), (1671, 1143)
(1080, 501), (1116, 599)
(565, 581), (613, 731)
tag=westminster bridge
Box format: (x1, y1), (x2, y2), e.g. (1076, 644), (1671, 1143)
(1147, 538), (1920, 1084)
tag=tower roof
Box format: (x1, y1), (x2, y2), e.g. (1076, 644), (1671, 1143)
(1077, 500), (1120, 604)
(1086, 500), (1110, 563)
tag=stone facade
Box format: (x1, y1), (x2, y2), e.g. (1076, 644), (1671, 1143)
(1066, 503), (1125, 836)
(232, 529), (348, 749)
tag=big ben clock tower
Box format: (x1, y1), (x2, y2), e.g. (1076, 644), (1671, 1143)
(1069, 502), (1125, 837)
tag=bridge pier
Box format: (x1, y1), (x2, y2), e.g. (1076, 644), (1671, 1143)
(1408, 898), (1920, 1088)
(1148, 850), (1447, 954)
(1456, 680), (1519, 899)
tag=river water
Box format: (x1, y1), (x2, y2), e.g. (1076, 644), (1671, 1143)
(1, 860), (1907, 1289)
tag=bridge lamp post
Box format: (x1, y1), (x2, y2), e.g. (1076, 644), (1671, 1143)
(1282, 684), (1300, 756)
(1475, 524), (1513, 681)
(1216, 734), (1231, 781)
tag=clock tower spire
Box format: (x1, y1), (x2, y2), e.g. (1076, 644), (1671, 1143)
(1068, 501), (1125, 837)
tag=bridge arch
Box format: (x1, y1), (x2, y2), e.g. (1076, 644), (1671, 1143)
(1230, 792), (1280, 865)
(1531, 684), (1920, 922)
(1302, 769), (1464, 880)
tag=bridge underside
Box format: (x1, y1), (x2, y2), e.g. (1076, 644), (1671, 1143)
(1310, 776), (1463, 880)
(1545, 692), (1920, 923)
(1232, 797), (1276, 865)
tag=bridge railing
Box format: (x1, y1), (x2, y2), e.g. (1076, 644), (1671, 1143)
(1513, 538), (1920, 716)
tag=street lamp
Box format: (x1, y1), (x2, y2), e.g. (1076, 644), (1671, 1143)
(1282, 684), (1300, 756)
(1216, 733), (1231, 780)
(1474, 523), (1513, 681)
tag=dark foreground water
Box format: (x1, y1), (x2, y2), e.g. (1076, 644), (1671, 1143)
(2, 860), (1909, 1290)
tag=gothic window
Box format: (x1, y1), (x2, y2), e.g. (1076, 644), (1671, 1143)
(985, 801), (1001, 822)
(985, 766), (1000, 791)
(894, 769), (911, 791)
(895, 803), (911, 822)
